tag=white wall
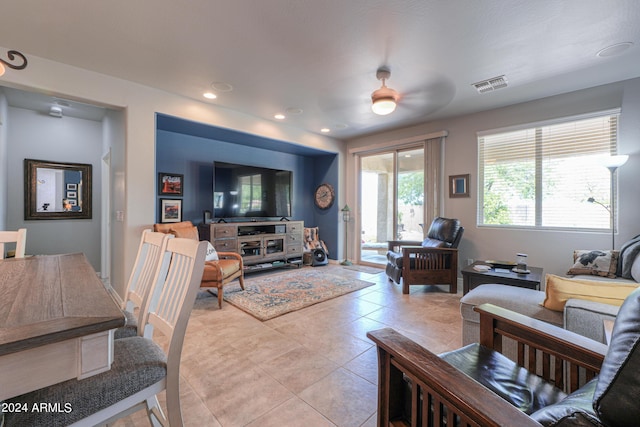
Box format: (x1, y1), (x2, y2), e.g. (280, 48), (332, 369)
(1, 49), (346, 298)
(0, 92), (8, 229)
(347, 78), (640, 277)
(6, 107), (103, 269)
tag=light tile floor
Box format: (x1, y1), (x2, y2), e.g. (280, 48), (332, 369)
(114, 264), (463, 427)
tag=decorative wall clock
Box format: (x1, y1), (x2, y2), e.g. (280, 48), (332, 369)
(314, 183), (335, 210)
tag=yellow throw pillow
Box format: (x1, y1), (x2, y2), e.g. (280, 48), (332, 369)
(542, 274), (639, 312)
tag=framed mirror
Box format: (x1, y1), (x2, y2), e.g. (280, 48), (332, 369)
(24, 159), (92, 220)
(449, 174), (470, 198)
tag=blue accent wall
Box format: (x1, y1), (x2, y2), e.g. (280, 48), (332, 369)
(155, 114), (339, 258)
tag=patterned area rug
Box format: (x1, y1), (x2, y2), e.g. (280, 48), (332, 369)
(223, 268), (375, 321)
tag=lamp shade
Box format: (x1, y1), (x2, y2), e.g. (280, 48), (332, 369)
(603, 154), (629, 170)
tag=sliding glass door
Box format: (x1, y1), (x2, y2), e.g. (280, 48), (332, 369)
(359, 147), (425, 265)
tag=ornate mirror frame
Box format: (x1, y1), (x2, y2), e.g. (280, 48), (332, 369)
(24, 158), (92, 220)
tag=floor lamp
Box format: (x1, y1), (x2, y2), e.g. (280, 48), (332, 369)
(603, 155), (628, 250)
(340, 205), (352, 266)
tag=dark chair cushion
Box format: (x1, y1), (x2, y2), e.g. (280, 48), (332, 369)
(593, 287), (640, 426)
(386, 250), (404, 268)
(5, 337), (167, 427)
(423, 217), (462, 248)
(530, 378), (603, 427)
(421, 238), (448, 248)
(440, 343), (567, 415)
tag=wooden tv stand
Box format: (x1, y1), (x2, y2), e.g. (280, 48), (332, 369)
(199, 220), (304, 272)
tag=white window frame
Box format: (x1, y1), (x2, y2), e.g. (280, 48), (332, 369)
(477, 109), (621, 231)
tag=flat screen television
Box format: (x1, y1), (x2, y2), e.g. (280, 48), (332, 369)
(213, 161), (292, 220)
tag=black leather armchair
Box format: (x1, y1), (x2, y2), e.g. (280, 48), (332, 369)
(368, 287), (640, 426)
(386, 217), (463, 294)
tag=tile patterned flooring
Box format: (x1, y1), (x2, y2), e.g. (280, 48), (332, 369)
(114, 264), (463, 427)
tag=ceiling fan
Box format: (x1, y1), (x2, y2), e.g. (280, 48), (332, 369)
(371, 67), (399, 115)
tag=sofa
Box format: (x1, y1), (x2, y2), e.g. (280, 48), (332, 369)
(461, 237), (640, 347)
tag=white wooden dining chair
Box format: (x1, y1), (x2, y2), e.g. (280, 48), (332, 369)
(0, 228), (27, 259)
(115, 229), (173, 339)
(4, 238), (207, 427)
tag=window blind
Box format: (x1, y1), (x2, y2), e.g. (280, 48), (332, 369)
(478, 112), (619, 230)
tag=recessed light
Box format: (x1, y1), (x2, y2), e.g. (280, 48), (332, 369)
(320, 128), (330, 133)
(210, 82), (233, 92)
(274, 113), (285, 120)
(596, 42), (634, 57)
(203, 92), (217, 99)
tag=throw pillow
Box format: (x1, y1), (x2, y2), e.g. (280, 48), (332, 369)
(205, 241), (218, 261)
(567, 250), (619, 278)
(542, 274), (638, 312)
(169, 225), (199, 241)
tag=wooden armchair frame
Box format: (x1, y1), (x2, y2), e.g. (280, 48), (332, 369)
(367, 303), (608, 427)
(388, 240), (458, 294)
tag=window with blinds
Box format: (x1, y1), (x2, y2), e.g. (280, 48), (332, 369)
(478, 111), (619, 230)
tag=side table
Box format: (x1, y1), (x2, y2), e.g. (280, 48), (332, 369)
(462, 261), (544, 295)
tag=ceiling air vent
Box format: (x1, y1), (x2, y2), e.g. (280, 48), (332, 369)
(472, 75), (508, 93)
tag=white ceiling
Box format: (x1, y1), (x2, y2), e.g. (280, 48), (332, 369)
(1, 0), (639, 139)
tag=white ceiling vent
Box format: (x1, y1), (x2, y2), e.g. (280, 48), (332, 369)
(472, 75), (508, 93)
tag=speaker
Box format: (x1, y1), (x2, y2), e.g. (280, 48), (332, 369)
(311, 248), (328, 266)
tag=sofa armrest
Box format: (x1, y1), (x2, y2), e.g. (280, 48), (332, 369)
(564, 298), (620, 344)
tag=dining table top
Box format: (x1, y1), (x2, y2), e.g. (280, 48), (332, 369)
(0, 253), (125, 357)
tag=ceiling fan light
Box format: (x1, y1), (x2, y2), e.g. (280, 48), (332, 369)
(371, 85), (398, 116)
(372, 97), (397, 115)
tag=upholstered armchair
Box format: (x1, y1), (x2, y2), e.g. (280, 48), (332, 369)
(368, 287), (640, 426)
(386, 217), (463, 294)
(154, 221), (244, 308)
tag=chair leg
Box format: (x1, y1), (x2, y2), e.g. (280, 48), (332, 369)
(402, 280), (409, 294)
(218, 285), (223, 309)
(145, 396), (166, 427)
(239, 274), (245, 290)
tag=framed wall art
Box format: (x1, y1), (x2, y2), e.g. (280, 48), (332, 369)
(24, 158), (92, 220)
(449, 174), (470, 198)
(158, 172), (183, 196)
(160, 199), (182, 223)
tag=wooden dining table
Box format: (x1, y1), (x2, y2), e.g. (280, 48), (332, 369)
(0, 253), (125, 401)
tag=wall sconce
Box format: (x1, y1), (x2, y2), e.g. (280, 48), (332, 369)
(0, 50), (28, 77)
(340, 205), (352, 266)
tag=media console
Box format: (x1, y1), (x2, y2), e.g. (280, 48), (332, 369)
(199, 220), (304, 272)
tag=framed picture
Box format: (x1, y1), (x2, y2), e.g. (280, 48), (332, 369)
(160, 199), (182, 223)
(158, 172), (183, 196)
(449, 174), (470, 198)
